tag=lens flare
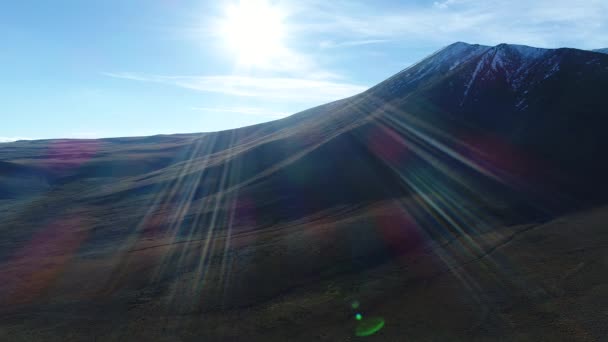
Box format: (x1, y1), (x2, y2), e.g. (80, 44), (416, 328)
(355, 316), (385, 337)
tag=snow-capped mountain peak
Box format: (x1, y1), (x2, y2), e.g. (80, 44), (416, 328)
(376, 42), (490, 95)
(474, 43), (553, 90)
(372, 42), (608, 110)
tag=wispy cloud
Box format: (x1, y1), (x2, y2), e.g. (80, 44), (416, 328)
(190, 106), (287, 118)
(104, 72), (367, 103)
(433, 0), (459, 10)
(292, 0), (608, 49)
(230, 46), (337, 78)
(319, 39), (390, 49)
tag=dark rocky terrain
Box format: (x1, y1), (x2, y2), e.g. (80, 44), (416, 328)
(1, 42), (608, 341)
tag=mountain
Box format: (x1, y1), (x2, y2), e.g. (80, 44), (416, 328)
(2, 42), (608, 341)
(593, 48), (608, 54)
(374, 42), (608, 203)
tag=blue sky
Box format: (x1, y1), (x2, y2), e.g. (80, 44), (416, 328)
(1, 0), (607, 141)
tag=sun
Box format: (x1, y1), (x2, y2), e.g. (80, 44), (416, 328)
(219, 0), (286, 66)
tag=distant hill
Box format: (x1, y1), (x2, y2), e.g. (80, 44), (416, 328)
(592, 48), (608, 54)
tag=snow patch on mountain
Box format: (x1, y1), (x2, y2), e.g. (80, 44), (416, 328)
(543, 63), (560, 80)
(376, 42), (601, 104)
(489, 44), (550, 90)
(461, 53), (491, 105)
(382, 42), (490, 95)
(458, 43), (565, 107)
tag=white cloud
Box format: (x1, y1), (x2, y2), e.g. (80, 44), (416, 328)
(291, 0), (608, 49)
(231, 46), (336, 78)
(104, 72), (367, 103)
(320, 39), (390, 49)
(433, 0), (459, 10)
(190, 106), (287, 118)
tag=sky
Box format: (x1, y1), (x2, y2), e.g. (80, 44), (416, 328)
(1, 0), (607, 141)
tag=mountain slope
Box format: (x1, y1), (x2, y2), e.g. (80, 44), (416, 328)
(2, 42), (607, 270)
(2, 42), (608, 340)
(370, 43), (608, 202)
(593, 48), (608, 54)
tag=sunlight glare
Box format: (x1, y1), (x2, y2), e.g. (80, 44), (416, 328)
(220, 0), (286, 66)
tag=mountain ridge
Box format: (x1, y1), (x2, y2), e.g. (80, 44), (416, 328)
(2, 42), (603, 144)
(592, 47), (608, 54)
